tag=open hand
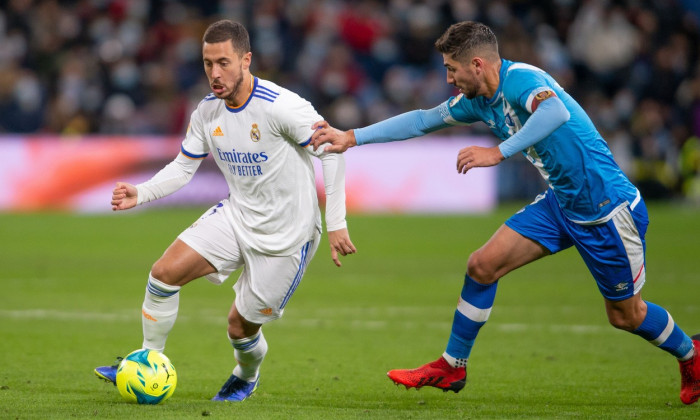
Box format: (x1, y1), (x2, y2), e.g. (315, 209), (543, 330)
(311, 121), (356, 153)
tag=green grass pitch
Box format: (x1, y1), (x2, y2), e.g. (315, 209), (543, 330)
(0, 203), (698, 419)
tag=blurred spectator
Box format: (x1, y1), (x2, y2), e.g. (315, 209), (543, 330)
(0, 0), (698, 201)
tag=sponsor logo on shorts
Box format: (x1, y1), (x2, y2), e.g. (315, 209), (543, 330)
(259, 308), (273, 316)
(614, 282), (629, 292)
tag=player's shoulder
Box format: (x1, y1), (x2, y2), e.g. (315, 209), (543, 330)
(189, 93), (224, 124)
(501, 60), (557, 97)
(253, 78), (283, 104)
(256, 77), (318, 119)
(194, 93), (222, 112)
(255, 77), (312, 109)
(502, 60), (552, 86)
(503, 60), (547, 76)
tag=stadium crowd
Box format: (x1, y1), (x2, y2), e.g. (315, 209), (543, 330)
(1, 0), (699, 200)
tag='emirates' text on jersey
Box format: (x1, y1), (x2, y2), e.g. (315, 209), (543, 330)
(443, 59), (639, 224)
(182, 76), (323, 254)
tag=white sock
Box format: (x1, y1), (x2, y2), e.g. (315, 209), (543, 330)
(141, 273), (180, 351)
(442, 352), (468, 368)
(230, 330), (267, 382)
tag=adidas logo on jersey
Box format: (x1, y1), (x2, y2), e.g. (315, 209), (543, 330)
(213, 126), (224, 136)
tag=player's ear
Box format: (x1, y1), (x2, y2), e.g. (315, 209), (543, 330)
(242, 51), (252, 70)
(471, 56), (483, 72)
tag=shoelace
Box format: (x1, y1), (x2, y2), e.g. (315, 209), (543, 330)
(111, 356), (124, 368)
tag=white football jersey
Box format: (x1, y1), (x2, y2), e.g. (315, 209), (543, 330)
(182, 76), (328, 255)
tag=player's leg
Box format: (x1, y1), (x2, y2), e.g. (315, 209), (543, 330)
(577, 200), (699, 404)
(94, 239), (215, 384)
(446, 224), (549, 365)
(142, 239), (217, 352)
(210, 304), (266, 402)
(143, 201), (240, 352)
(387, 225), (550, 392)
(605, 294), (699, 404)
(212, 235), (319, 402)
(95, 201), (239, 384)
(388, 191), (565, 392)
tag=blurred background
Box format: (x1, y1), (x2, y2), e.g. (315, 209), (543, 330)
(1, 0), (699, 212)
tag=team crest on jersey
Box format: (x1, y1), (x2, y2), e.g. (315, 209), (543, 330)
(250, 123), (261, 142)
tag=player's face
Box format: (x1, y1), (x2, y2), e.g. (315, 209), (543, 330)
(443, 54), (482, 99)
(203, 41), (252, 105)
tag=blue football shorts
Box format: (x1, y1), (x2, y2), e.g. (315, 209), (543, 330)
(505, 189), (649, 301)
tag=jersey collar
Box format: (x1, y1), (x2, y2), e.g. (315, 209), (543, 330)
(224, 75), (257, 113)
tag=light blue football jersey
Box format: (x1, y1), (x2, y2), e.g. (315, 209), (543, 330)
(445, 59), (639, 223)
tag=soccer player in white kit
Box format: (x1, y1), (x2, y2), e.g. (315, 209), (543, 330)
(94, 20), (356, 402)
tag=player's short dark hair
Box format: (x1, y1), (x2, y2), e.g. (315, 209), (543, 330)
(202, 20), (251, 55)
(435, 21), (499, 61)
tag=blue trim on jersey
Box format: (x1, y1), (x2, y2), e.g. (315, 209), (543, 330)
(203, 93), (217, 102)
(252, 82), (279, 103)
(252, 94), (275, 102)
(299, 137), (311, 147)
(181, 145), (208, 159)
(256, 84), (279, 97)
(225, 77), (259, 113)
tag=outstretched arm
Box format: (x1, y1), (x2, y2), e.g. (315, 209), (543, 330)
(136, 153), (203, 204)
(311, 104), (451, 152)
(456, 95), (570, 173)
(111, 153), (203, 211)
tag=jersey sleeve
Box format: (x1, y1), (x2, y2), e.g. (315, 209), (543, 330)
(269, 90), (322, 150)
(502, 69), (556, 115)
(180, 106), (210, 159)
(444, 94), (482, 125)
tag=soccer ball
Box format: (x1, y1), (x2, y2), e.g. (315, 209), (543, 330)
(116, 349), (177, 404)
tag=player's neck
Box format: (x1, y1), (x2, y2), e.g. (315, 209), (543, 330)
(484, 59), (502, 99)
(225, 73), (254, 108)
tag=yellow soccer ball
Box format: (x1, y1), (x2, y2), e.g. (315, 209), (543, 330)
(116, 349), (177, 404)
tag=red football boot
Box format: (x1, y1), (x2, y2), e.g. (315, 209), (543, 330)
(679, 336), (700, 405)
(387, 357), (466, 393)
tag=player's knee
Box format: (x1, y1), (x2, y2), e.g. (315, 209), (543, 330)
(150, 261), (180, 286)
(466, 251), (498, 284)
(606, 297), (646, 331)
(608, 315), (635, 331)
(227, 312), (259, 340)
(227, 322), (245, 340)
(606, 311), (643, 331)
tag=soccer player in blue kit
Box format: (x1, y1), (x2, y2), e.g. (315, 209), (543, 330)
(310, 21), (700, 404)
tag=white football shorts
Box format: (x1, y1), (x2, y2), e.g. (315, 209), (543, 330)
(178, 200), (320, 324)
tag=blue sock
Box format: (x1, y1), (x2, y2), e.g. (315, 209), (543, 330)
(443, 275), (498, 367)
(632, 301), (694, 360)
